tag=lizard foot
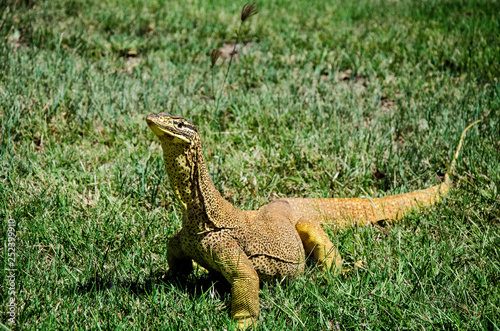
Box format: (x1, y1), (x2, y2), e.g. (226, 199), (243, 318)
(235, 317), (257, 330)
(340, 260), (366, 275)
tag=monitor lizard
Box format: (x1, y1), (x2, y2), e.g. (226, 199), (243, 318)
(146, 113), (479, 329)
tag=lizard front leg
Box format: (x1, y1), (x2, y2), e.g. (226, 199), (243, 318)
(166, 229), (194, 278)
(295, 219), (342, 273)
(212, 241), (260, 329)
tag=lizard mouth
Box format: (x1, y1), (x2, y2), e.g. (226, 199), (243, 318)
(146, 113), (191, 143)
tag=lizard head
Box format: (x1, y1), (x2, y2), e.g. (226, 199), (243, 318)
(146, 113), (206, 208)
(147, 113), (228, 221)
(146, 113), (199, 146)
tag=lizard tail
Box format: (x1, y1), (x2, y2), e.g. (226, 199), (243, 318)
(442, 119), (482, 191)
(286, 120), (481, 227)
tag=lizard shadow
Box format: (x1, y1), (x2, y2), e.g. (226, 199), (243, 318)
(73, 271), (232, 299)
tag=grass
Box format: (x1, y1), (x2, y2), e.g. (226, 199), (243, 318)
(1, 0), (499, 329)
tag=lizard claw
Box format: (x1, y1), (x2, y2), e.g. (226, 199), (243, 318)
(340, 260), (366, 275)
(235, 317), (257, 330)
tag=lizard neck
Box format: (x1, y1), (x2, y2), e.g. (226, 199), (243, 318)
(161, 140), (234, 230)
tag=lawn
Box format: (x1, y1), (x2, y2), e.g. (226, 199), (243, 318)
(1, 0), (499, 329)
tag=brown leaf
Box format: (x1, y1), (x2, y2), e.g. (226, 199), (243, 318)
(210, 49), (222, 68)
(380, 96), (397, 112)
(126, 50), (138, 57)
(219, 43), (239, 60)
(340, 70), (352, 81)
(373, 169), (385, 180)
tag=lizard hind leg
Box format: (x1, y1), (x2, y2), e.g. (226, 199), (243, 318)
(295, 219), (342, 273)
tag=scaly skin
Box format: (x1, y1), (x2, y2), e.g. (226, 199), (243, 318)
(146, 113), (479, 329)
